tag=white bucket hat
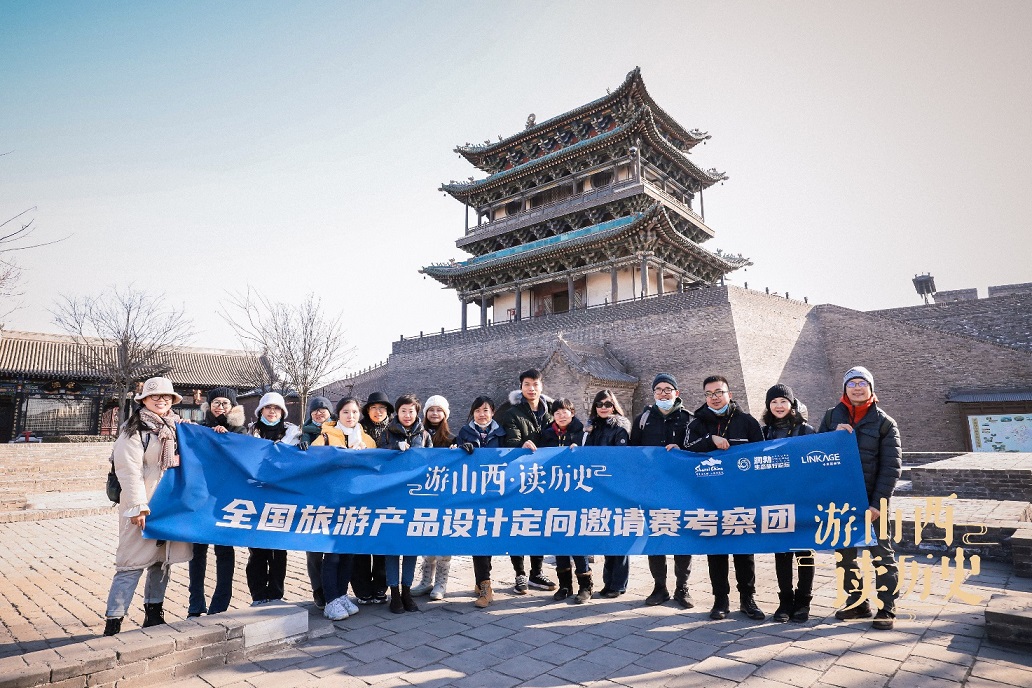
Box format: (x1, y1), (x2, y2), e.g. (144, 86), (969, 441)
(255, 391), (289, 420)
(135, 376), (183, 404)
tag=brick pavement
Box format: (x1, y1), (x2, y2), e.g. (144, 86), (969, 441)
(3, 511), (1032, 686)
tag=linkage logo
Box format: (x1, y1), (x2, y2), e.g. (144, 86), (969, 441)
(802, 450), (841, 467)
(695, 456), (724, 477)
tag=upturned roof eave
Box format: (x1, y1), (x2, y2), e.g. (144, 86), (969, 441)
(455, 68), (710, 166)
(421, 205), (747, 284)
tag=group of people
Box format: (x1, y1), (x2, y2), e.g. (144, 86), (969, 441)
(102, 364), (901, 637)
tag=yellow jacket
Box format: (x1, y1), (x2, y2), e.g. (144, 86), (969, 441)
(311, 421), (376, 449)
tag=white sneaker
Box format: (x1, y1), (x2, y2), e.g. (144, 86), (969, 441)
(341, 596), (360, 616)
(430, 582), (447, 601)
(324, 598), (349, 621)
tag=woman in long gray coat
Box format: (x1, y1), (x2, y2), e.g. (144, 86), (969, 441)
(102, 377), (192, 636)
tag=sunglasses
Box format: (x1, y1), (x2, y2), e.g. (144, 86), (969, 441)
(596, 401), (615, 409)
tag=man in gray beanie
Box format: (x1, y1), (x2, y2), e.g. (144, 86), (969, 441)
(818, 365), (902, 630)
(629, 373), (695, 607)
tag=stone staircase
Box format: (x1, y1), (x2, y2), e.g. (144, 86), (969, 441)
(0, 444), (115, 522)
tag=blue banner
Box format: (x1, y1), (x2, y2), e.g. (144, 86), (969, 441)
(145, 424), (873, 555)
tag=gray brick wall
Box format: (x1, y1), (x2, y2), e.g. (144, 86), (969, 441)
(870, 292), (1032, 351)
(813, 305), (1032, 452)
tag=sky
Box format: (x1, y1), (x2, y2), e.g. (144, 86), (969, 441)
(2, 1), (1031, 372)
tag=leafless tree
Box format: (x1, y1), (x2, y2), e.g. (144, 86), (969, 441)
(220, 288), (356, 416)
(52, 285), (195, 422)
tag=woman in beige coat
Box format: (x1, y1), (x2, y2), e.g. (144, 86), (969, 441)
(103, 377), (192, 636)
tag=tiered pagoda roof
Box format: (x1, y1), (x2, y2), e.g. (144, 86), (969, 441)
(423, 68), (749, 302)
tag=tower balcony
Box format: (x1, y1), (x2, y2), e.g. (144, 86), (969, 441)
(457, 173), (714, 251)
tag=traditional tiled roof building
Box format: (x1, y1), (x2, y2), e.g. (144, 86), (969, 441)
(0, 330), (257, 440)
(422, 67), (750, 328)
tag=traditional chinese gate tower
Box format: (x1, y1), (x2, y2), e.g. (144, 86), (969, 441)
(422, 68), (750, 329)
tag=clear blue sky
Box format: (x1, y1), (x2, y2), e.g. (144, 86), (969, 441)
(2, 1), (1030, 370)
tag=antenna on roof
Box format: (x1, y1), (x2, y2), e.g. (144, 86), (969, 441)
(912, 273), (937, 304)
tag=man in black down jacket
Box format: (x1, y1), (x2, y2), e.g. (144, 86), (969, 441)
(630, 373), (695, 608)
(819, 366), (901, 631)
(684, 375), (766, 622)
(494, 368), (557, 593)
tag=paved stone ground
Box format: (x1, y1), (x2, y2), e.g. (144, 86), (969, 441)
(2, 511), (1032, 687)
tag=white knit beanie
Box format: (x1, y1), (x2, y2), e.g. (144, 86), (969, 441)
(424, 395), (450, 419)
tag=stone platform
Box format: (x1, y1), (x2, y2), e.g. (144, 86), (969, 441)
(909, 453), (1032, 502)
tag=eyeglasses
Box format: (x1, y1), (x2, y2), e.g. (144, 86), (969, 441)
(653, 387), (676, 395)
(846, 380), (870, 388)
(210, 400), (232, 407)
(151, 395), (175, 402)
(596, 401), (614, 409)
(704, 390), (729, 399)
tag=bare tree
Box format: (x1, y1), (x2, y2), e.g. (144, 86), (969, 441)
(2, 152), (68, 323)
(221, 288), (356, 415)
(52, 285), (195, 422)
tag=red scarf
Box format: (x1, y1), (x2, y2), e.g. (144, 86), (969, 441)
(841, 393), (878, 426)
(551, 421), (571, 444)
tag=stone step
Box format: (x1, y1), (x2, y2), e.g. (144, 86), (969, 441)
(986, 592), (1032, 649)
(0, 602), (315, 688)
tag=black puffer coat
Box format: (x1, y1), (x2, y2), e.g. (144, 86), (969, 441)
(378, 418), (433, 450)
(584, 414), (631, 446)
(496, 390), (554, 448)
(629, 399), (693, 447)
(762, 418), (815, 440)
(539, 416), (585, 448)
(684, 401), (764, 452)
(818, 402), (901, 505)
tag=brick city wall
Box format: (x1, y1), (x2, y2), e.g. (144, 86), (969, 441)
(812, 305), (1032, 452)
(909, 453), (1032, 501)
(870, 292), (1032, 352)
(384, 286), (749, 419)
(725, 288), (836, 420)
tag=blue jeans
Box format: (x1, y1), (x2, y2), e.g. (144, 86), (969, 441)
(555, 555), (590, 574)
(106, 564), (169, 618)
(189, 543), (235, 615)
(321, 554), (354, 602)
(385, 555), (417, 586)
(602, 556), (630, 592)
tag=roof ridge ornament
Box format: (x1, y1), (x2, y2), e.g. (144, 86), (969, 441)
(526, 113), (536, 130)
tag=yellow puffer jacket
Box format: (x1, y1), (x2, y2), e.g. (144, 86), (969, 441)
(310, 421), (376, 449)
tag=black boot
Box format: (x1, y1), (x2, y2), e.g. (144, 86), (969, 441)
(142, 603), (166, 628)
(553, 568), (573, 602)
(773, 591), (794, 623)
(389, 585), (404, 614)
(401, 585), (419, 612)
(739, 594), (766, 621)
(709, 594), (730, 620)
(791, 593), (812, 622)
(103, 617), (122, 636)
(574, 573), (593, 604)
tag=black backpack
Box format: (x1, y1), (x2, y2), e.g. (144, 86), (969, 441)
(106, 431), (151, 504)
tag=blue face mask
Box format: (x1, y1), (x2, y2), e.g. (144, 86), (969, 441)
(259, 414), (281, 426)
(712, 402), (730, 416)
(655, 398), (675, 411)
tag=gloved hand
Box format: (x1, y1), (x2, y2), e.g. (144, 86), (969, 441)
(297, 441), (309, 451)
(397, 440), (410, 451)
(461, 442), (475, 455)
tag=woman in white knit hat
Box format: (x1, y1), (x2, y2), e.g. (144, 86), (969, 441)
(410, 395), (455, 601)
(245, 392), (301, 605)
(102, 377), (192, 636)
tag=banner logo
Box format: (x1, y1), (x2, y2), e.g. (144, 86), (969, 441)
(695, 456), (724, 477)
(803, 450), (841, 466)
